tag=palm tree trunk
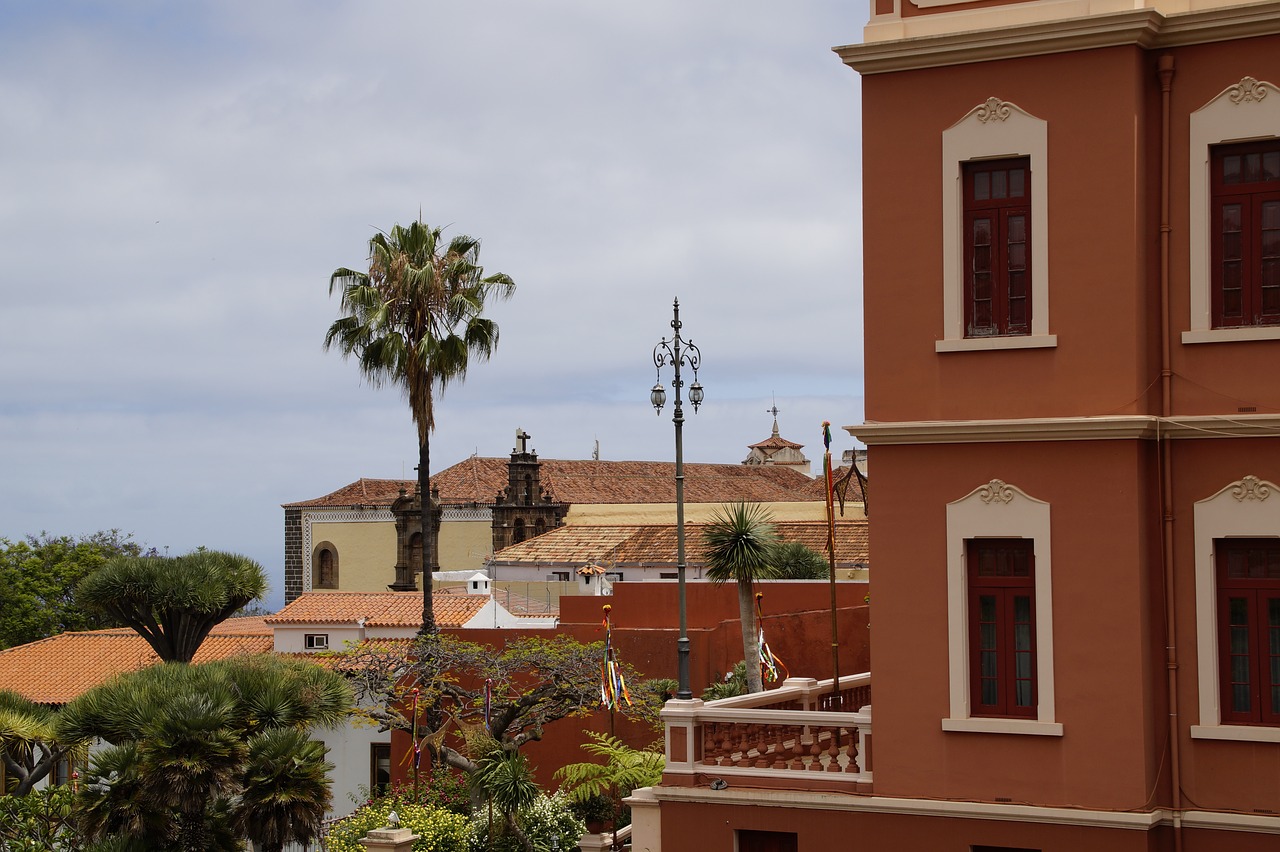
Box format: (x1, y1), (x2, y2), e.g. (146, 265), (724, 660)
(420, 436), (437, 635)
(738, 581), (764, 693)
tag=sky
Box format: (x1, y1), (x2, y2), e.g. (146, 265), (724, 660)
(0, 2), (866, 609)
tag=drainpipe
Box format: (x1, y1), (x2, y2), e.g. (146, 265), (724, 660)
(1157, 52), (1184, 852)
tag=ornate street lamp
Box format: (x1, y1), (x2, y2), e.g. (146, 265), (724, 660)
(651, 298), (703, 700)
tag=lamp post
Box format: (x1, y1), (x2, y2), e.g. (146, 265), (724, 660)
(651, 298), (703, 701)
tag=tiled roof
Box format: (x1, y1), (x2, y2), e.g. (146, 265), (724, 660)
(0, 617), (274, 706)
(266, 591), (486, 628)
(285, 457), (821, 510)
(489, 520), (869, 568)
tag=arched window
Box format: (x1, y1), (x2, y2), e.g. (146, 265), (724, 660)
(313, 543), (338, 589)
(409, 532), (423, 574)
(522, 475), (532, 503)
(513, 518), (526, 544)
(534, 518), (546, 537)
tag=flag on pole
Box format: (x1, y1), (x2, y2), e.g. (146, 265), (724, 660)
(823, 422), (837, 559)
(411, 688), (421, 769)
(600, 605), (632, 709)
(756, 592), (789, 684)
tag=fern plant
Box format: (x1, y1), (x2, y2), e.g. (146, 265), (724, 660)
(553, 731), (664, 803)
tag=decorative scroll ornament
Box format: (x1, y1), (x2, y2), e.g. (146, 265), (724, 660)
(1232, 475), (1272, 502)
(976, 97), (1013, 123)
(979, 479), (1015, 504)
(1228, 77), (1270, 105)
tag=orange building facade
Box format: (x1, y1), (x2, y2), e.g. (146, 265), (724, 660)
(645, 1), (1280, 850)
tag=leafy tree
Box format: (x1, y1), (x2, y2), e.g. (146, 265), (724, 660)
(0, 531), (145, 649)
(702, 503), (782, 694)
(341, 633), (659, 777)
(76, 550), (267, 663)
(0, 785), (83, 851)
(0, 690), (87, 796)
(326, 219), (515, 635)
(61, 656), (351, 851)
(772, 541), (831, 580)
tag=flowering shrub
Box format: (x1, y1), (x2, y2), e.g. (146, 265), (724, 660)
(323, 799), (470, 852)
(467, 792), (584, 852)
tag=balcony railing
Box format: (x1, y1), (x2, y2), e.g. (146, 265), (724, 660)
(661, 674), (872, 794)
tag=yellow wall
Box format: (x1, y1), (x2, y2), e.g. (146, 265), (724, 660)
(439, 520), (493, 572)
(312, 521), (396, 593)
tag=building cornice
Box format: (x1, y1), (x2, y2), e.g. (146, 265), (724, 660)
(846, 414), (1280, 445)
(651, 785), (1168, 830)
(836, 2), (1280, 75)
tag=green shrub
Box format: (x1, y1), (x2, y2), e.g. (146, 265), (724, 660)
(467, 792), (584, 852)
(323, 799), (470, 852)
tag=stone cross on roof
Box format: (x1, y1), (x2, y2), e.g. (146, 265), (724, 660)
(515, 428), (531, 454)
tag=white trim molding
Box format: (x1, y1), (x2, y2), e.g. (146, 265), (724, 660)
(940, 98), (1054, 352)
(1191, 476), (1280, 743)
(847, 414), (1280, 446)
(1185, 76), (1280, 344)
(945, 480), (1058, 733)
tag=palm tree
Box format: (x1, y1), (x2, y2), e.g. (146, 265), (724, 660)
(234, 729), (333, 852)
(326, 219), (515, 634)
(702, 502), (782, 694)
(0, 689), (85, 796)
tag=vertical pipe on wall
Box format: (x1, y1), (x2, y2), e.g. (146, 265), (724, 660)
(1157, 52), (1184, 852)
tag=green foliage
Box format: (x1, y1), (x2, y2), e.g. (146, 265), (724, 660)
(234, 728), (334, 852)
(0, 689), (87, 796)
(0, 786), (82, 851)
(772, 541), (831, 579)
(467, 793), (584, 852)
(323, 798), (471, 852)
(76, 550), (267, 663)
(0, 531), (145, 650)
(553, 731), (663, 804)
(701, 661), (749, 701)
(62, 656), (352, 851)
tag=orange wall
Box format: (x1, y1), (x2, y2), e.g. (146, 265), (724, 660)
(866, 440), (1166, 810)
(861, 45), (1157, 424)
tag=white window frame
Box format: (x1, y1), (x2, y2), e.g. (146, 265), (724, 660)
(1184, 77), (1280, 344)
(939, 98), (1055, 352)
(1191, 476), (1280, 742)
(303, 633), (330, 651)
(943, 479), (1062, 735)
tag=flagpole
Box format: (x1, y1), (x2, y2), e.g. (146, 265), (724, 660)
(823, 422), (842, 710)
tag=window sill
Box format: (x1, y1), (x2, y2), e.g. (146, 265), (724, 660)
(936, 334), (1057, 353)
(1190, 724), (1280, 743)
(1182, 326), (1280, 345)
(942, 717), (1063, 736)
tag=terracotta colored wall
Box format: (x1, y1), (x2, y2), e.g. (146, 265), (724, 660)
(658, 800), (1170, 852)
(861, 46), (1158, 424)
(867, 440), (1165, 810)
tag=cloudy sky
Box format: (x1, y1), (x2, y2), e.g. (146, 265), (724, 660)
(0, 2), (866, 607)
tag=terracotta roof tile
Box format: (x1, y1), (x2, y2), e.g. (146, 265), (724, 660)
(265, 591), (485, 629)
(0, 618), (274, 706)
(285, 458), (821, 509)
(490, 520), (869, 568)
